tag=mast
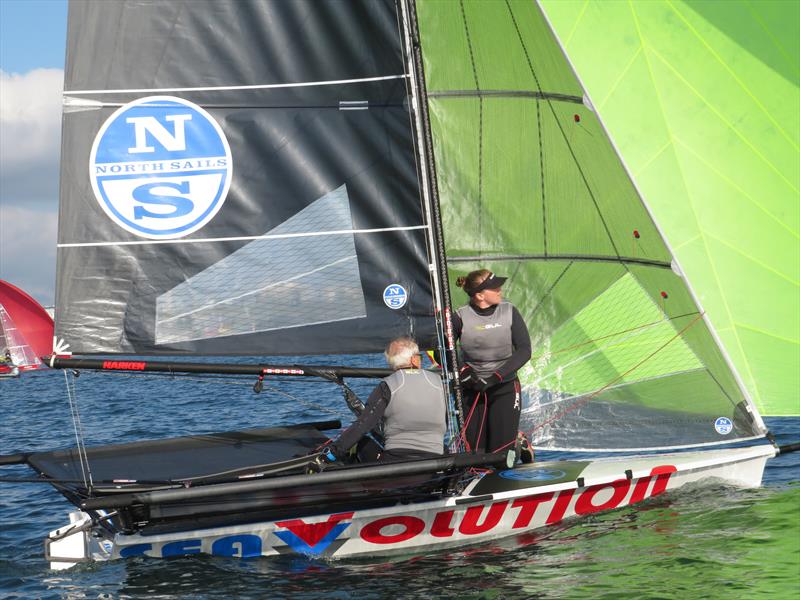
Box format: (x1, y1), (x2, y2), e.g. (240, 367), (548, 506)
(398, 0), (466, 444)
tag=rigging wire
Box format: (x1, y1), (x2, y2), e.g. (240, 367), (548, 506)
(528, 312), (706, 436)
(64, 370), (94, 489)
(530, 311), (701, 360)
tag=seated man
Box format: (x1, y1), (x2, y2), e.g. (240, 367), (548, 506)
(327, 336), (447, 463)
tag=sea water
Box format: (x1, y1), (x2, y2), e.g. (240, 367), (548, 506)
(1, 360), (798, 599)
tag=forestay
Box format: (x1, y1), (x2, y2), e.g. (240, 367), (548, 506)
(55, 0), (437, 356)
(414, 0), (767, 451)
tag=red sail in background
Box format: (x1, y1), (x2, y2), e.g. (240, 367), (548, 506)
(0, 280), (54, 371)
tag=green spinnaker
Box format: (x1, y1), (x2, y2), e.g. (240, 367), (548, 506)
(416, 0), (771, 450)
(538, 0), (799, 416)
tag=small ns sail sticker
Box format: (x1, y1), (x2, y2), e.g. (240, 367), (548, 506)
(89, 96), (233, 239)
(383, 284), (408, 309)
(714, 417), (733, 435)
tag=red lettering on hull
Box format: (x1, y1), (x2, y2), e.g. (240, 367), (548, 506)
(359, 464), (679, 546)
(546, 489), (575, 525)
(275, 512), (353, 547)
(511, 493), (554, 529)
(431, 510), (456, 537)
(459, 501), (509, 535)
(360, 516), (425, 544)
(630, 465), (677, 503)
(575, 479), (630, 515)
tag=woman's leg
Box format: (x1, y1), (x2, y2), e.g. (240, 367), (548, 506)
(486, 379), (521, 454)
(461, 391), (488, 452)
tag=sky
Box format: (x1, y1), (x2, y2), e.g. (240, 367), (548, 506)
(0, 0), (67, 306)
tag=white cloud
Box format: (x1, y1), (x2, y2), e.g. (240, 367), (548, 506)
(0, 205), (57, 305)
(0, 68), (62, 304)
(0, 69), (64, 195)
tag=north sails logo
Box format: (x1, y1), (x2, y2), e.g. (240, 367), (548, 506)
(89, 95), (233, 239)
(273, 512), (353, 555)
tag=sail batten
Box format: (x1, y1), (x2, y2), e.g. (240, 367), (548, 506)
(65, 74), (411, 96)
(428, 90), (583, 103)
(58, 225), (431, 249)
(448, 254), (673, 269)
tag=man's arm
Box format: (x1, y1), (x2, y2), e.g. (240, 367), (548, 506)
(330, 382), (391, 458)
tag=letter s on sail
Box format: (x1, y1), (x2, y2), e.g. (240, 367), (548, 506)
(132, 181), (194, 220)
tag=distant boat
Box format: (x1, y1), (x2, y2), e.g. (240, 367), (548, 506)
(0, 280), (54, 377)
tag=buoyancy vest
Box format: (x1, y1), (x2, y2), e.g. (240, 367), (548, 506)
(382, 369), (446, 454)
(457, 302), (514, 378)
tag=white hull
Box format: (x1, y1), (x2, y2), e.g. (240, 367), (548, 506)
(46, 444), (774, 569)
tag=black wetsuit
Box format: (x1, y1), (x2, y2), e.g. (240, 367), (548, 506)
(453, 303), (531, 453)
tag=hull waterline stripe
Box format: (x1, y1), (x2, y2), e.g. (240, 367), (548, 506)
(448, 253), (672, 269)
(58, 225), (429, 248)
(64, 74), (409, 95)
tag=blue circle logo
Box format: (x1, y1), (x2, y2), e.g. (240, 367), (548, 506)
(714, 416), (733, 435)
(383, 284), (408, 309)
(90, 96), (233, 239)
(499, 468), (566, 482)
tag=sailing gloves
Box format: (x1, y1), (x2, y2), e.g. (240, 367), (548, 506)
(459, 365), (479, 387)
(460, 365), (502, 391)
(475, 372), (502, 391)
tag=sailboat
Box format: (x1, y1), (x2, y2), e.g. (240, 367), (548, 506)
(0, 280), (54, 377)
(1, 0), (794, 569)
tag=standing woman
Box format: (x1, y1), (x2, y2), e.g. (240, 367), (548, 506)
(454, 269), (532, 457)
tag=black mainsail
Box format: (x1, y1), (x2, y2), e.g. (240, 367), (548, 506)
(56, 0), (438, 356)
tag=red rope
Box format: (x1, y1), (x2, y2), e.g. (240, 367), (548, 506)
(460, 392), (481, 452)
(530, 312), (705, 434)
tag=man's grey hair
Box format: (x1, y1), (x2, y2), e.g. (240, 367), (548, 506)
(384, 336), (419, 370)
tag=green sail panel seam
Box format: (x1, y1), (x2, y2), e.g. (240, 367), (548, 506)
(447, 254), (671, 269)
(428, 90), (583, 103)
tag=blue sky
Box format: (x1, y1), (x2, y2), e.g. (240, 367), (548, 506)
(0, 0), (67, 305)
(0, 0), (67, 72)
